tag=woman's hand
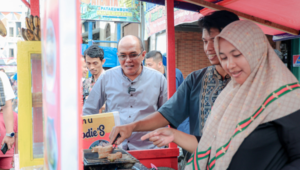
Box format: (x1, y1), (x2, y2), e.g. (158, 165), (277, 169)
(141, 128), (175, 147)
(142, 127), (199, 153)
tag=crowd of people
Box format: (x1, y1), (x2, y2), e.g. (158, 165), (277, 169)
(82, 10), (300, 170)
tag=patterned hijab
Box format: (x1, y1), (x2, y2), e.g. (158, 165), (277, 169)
(185, 20), (300, 170)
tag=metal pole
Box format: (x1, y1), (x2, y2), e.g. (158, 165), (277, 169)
(117, 23), (121, 42)
(30, 0), (39, 16)
(116, 23), (121, 65)
(166, 0), (177, 149)
(88, 21), (93, 46)
(166, 0), (176, 98)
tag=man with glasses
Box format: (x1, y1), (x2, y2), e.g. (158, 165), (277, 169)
(83, 35), (168, 150)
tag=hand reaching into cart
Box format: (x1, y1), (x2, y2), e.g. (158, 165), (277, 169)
(141, 128), (175, 147)
(141, 127), (199, 153)
(109, 112), (170, 145)
(109, 123), (135, 145)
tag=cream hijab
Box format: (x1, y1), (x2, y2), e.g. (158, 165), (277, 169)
(185, 20), (300, 170)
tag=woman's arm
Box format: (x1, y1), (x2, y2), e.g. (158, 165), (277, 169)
(141, 127), (199, 153)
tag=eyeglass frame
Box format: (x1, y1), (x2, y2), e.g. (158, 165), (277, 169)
(117, 51), (143, 61)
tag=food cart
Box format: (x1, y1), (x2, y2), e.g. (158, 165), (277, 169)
(15, 0), (300, 170)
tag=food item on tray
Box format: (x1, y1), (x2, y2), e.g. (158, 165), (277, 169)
(107, 152), (122, 162)
(98, 145), (113, 152)
(99, 152), (110, 159)
(97, 145), (113, 159)
(92, 146), (102, 152)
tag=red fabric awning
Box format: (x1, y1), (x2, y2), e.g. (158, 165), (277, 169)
(200, 0), (300, 35)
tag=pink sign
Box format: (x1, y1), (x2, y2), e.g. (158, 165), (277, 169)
(41, 0), (82, 170)
(144, 4), (203, 38)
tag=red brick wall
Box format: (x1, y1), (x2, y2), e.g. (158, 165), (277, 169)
(175, 31), (211, 78)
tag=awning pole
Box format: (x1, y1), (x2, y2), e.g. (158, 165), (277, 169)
(166, 0), (177, 149)
(30, 0), (39, 17)
(88, 21), (93, 46)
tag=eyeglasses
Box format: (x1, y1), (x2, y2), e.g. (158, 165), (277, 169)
(118, 51), (143, 61)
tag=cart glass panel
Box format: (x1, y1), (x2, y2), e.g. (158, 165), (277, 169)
(31, 53), (44, 159)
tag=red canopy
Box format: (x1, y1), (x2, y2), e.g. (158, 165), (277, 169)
(200, 0), (300, 35)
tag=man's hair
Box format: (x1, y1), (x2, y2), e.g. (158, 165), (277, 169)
(0, 68), (5, 72)
(84, 45), (104, 61)
(198, 10), (239, 33)
(145, 50), (163, 63)
(117, 35), (144, 52)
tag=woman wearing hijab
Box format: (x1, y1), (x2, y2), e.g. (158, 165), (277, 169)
(142, 20), (300, 170)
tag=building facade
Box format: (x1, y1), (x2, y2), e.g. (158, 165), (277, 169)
(0, 0), (27, 73)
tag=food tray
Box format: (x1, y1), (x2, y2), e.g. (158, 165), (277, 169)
(84, 147), (139, 170)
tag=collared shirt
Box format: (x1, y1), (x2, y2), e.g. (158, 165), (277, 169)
(83, 66), (168, 150)
(158, 66), (230, 136)
(83, 69), (106, 93)
(162, 66), (189, 134)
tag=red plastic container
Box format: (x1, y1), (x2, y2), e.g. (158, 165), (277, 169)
(128, 147), (179, 170)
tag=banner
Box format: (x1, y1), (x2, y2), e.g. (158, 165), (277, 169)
(144, 3), (203, 39)
(82, 112), (120, 149)
(80, 0), (141, 22)
(41, 0), (81, 169)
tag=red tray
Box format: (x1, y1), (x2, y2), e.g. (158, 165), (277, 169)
(128, 147), (179, 170)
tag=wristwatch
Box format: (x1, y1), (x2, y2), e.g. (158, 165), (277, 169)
(6, 132), (15, 137)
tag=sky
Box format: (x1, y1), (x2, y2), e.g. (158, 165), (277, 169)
(0, 0), (26, 12)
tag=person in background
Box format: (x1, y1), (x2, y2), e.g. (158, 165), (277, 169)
(81, 56), (88, 104)
(145, 51), (188, 134)
(81, 56), (88, 83)
(83, 35), (168, 150)
(0, 111), (17, 170)
(83, 45), (106, 93)
(0, 68), (12, 86)
(145, 51), (184, 89)
(0, 70), (16, 169)
(11, 73), (18, 113)
(83, 45), (106, 111)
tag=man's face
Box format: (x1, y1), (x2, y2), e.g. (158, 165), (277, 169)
(85, 55), (103, 76)
(202, 28), (221, 65)
(145, 58), (160, 71)
(118, 39), (145, 77)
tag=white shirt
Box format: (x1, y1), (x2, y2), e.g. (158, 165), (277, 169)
(0, 72), (15, 101)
